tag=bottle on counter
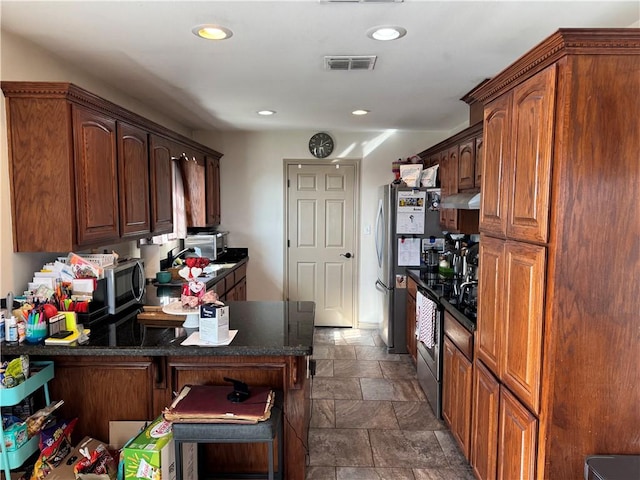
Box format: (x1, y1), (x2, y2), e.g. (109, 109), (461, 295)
(0, 311), (5, 342)
(5, 315), (18, 345)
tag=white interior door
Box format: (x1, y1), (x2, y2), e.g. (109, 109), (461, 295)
(286, 161), (358, 327)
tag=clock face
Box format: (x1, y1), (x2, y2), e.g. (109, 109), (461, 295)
(309, 133), (334, 158)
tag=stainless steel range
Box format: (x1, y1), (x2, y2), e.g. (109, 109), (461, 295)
(411, 269), (478, 420)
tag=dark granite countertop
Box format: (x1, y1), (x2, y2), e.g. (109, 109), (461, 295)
(0, 301), (315, 357)
(406, 269), (476, 332)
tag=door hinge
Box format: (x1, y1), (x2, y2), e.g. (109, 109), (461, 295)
(287, 179), (290, 188)
(287, 240), (290, 248)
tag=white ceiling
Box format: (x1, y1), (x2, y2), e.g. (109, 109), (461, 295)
(2, 1), (638, 133)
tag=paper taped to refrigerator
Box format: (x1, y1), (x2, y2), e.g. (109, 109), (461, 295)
(396, 191), (426, 233)
(397, 237), (421, 266)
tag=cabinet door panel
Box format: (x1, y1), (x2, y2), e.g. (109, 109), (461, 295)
(476, 235), (504, 376)
(442, 337), (455, 427)
(118, 122), (151, 237)
(206, 156), (221, 225)
(454, 349), (473, 459)
(497, 387), (537, 480)
(475, 135), (483, 188)
(480, 93), (511, 237)
(458, 139), (475, 190)
(471, 360), (500, 480)
(149, 134), (174, 234)
(73, 106), (119, 245)
(507, 65), (556, 244)
(180, 148), (207, 227)
(502, 241), (546, 413)
(49, 357), (155, 444)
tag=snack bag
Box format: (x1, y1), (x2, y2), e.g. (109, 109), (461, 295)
(30, 418), (77, 480)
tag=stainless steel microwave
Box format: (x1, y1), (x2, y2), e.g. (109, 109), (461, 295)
(103, 259), (145, 315)
(184, 232), (229, 261)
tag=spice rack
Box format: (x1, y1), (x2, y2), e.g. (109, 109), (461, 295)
(0, 361), (54, 478)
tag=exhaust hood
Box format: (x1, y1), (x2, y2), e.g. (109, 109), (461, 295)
(440, 192), (481, 210)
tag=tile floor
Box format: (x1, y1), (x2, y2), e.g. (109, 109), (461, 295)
(306, 327), (475, 480)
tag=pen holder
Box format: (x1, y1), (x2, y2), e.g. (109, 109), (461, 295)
(26, 322), (48, 344)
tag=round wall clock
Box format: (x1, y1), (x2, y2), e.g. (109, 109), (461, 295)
(309, 132), (334, 158)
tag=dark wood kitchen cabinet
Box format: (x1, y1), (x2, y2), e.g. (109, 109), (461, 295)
(479, 66), (555, 243)
(442, 311), (473, 460)
(418, 121), (481, 234)
(118, 121), (151, 238)
(457, 139), (475, 191)
(206, 155), (221, 226)
(468, 29), (640, 480)
(47, 356), (157, 444)
(149, 134), (174, 235)
(180, 147), (223, 228)
(1, 81), (223, 251)
(72, 105), (121, 246)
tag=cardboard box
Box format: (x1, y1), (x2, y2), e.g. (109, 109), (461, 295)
(121, 416), (197, 480)
(44, 436), (113, 480)
(199, 304), (229, 343)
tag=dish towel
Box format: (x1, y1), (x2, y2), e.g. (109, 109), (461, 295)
(417, 291), (436, 349)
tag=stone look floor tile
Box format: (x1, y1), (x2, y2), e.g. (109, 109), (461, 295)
(413, 467), (476, 480)
(335, 400), (399, 429)
(312, 345), (357, 360)
(309, 428), (374, 467)
(315, 359), (334, 377)
(333, 360), (383, 378)
(369, 430), (449, 469)
(360, 378), (427, 402)
(336, 467), (415, 480)
(311, 399), (335, 428)
(307, 327), (470, 480)
(434, 430), (468, 468)
(311, 377), (362, 400)
(392, 401), (446, 431)
(354, 345), (403, 361)
(306, 466), (337, 480)
(380, 360), (418, 379)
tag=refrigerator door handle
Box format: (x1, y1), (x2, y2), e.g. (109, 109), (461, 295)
(376, 279), (392, 291)
(375, 198), (384, 269)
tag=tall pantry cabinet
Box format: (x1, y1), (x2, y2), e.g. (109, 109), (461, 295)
(468, 29), (640, 480)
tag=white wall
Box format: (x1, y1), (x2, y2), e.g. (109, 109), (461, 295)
(194, 129), (448, 325)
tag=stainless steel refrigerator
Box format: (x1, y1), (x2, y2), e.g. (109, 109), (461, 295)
(375, 184), (442, 353)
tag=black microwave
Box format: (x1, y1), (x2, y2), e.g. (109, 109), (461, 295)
(103, 259), (145, 315)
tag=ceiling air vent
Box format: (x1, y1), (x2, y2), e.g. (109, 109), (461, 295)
(322, 1), (404, 3)
(324, 55), (377, 71)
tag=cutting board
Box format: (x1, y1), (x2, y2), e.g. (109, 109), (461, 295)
(137, 305), (185, 328)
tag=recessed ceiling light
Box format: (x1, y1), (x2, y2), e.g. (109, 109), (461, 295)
(257, 110), (276, 116)
(352, 109), (369, 116)
(192, 24), (233, 40)
(367, 26), (407, 41)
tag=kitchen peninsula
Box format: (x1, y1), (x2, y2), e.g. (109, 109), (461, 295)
(2, 300), (315, 479)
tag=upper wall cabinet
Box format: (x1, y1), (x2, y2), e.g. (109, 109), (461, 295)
(419, 121), (482, 234)
(149, 134), (175, 235)
(1, 82), (223, 252)
(118, 121), (151, 238)
(178, 146), (222, 228)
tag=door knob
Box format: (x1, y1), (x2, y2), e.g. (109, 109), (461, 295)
(340, 252), (353, 259)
